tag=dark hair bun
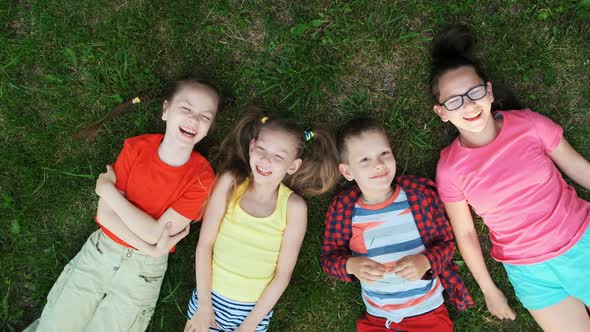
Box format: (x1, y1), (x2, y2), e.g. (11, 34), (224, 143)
(431, 24), (475, 63)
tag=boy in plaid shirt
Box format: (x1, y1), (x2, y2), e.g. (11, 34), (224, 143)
(320, 117), (473, 331)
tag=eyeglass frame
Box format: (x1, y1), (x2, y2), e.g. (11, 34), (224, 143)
(438, 84), (489, 111)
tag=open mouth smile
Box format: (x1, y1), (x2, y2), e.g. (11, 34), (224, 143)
(179, 125), (197, 138)
(463, 110), (483, 122)
(256, 165), (272, 176)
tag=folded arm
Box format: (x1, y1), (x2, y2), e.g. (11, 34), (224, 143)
(96, 198), (187, 256)
(96, 165), (191, 244)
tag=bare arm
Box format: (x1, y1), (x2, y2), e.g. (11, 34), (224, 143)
(185, 172), (235, 332)
(96, 165), (191, 244)
(96, 198), (188, 256)
(550, 138), (590, 190)
(236, 194), (308, 332)
(444, 200), (516, 320)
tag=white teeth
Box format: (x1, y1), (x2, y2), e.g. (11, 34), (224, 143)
(180, 126), (196, 135)
(257, 166), (270, 174)
(464, 111), (482, 119)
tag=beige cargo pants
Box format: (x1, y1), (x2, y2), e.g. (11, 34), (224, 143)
(24, 229), (168, 332)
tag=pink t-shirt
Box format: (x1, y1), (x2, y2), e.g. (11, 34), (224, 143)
(436, 109), (590, 264)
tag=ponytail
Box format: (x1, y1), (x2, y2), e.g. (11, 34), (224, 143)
(429, 24), (522, 111)
(283, 127), (340, 197)
(429, 24), (487, 101)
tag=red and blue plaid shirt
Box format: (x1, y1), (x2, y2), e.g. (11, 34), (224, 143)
(320, 175), (474, 311)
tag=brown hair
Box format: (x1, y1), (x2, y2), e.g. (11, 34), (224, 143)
(76, 77), (232, 140)
(213, 107), (341, 197)
(337, 116), (388, 163)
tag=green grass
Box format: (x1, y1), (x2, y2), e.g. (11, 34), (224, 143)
(2, 0), (589, 331)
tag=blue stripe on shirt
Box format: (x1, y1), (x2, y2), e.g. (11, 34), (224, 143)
(363, 280), (435, 300)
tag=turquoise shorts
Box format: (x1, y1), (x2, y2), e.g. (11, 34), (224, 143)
(502, 225), (590, 310)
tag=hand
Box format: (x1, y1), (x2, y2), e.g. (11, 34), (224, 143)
(482, 286), (516, 320)
(184, 305), (217, 332)
(346, 256), (386, 283)
(146, 222), (189, 257)
(391, 254), (431, 281)
(95, 165), (117, 197)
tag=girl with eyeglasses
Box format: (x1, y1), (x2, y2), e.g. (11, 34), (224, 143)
(430, 25), (590, 331)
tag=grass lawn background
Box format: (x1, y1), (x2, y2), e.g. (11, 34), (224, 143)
(1, 1), (589, 331)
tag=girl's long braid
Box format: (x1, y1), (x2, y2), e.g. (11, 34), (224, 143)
(75, 93), (161, 140)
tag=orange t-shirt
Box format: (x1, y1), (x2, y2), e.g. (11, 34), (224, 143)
(96, 134), (215, 251)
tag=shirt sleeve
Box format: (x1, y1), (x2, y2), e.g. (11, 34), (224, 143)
(435, 158), (464, 203)
(528, 109), (563, 153)
(320, 194), (355, 282)
(171, 162), (216, 221)
(113, 139), (135, 193)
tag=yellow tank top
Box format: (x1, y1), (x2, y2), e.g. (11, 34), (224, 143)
(211, 179), (293, 302)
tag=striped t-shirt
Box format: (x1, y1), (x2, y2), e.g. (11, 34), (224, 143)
(350, 186), (444, 323)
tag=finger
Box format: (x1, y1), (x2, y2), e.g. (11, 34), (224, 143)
(396, 270), (416, 281)
(365, 262), (387, 272)
(391, 261), (410, 273)
(364, 268), (385, 278)
(363, 271), (384, 281)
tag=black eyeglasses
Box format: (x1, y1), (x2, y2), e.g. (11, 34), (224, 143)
(439, 84), (488, 111)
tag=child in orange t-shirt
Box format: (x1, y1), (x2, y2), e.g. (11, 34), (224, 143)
(27, 78), (223, 332)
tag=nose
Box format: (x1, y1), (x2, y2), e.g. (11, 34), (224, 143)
(373, 157), (385, 169)
(462, 96), (478, 109)
(260, 152), (272, 164)
(190, 113), (201, 123)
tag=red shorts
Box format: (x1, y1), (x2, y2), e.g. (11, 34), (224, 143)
(356, 305), (453, 332)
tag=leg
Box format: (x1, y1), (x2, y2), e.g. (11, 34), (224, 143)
(529, 296), (590, 332)
(86, 246), (167, 332)
(35, 232), (107, 332)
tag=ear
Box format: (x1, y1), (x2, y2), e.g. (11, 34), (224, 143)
(433, 104), (449, 122)
(287, 158), (302, 175)
(338, 163), (354, 181)
(487, 81), (494, 103)
(161, 100), (169, 121)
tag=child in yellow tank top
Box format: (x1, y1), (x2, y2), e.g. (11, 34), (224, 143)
(184, 108), (341, 332)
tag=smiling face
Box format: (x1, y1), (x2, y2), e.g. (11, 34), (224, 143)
(339, 130), (396, 199)
(433, 66), (494, 135)
(161, 83), (219, 147)
(248, 128), (302, 185)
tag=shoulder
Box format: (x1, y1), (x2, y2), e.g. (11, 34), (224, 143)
(215, 171), (238, 190)
(436, 146), (459, 181)
(287, 193), (307, 212)
(438, 137), (460, 165)
(398, 175), (437, 195)
(188, 150), (215, 175)
(124, 133), (163, 148)
(286, 193), (308, 229)
(500, 108), (543, 123)
(328, 185), (361, 210)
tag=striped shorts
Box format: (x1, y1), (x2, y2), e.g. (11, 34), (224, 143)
(187, 289), (273, 332)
